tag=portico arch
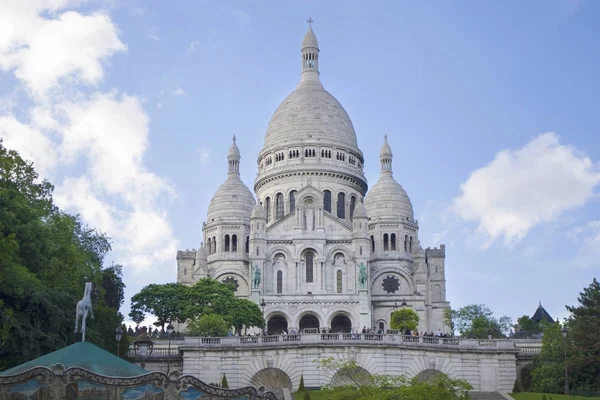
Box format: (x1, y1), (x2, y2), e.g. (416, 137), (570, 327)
(330, 365), (371, 387)
(330, 313), (352, 333)
(267, 314), (289, 334)
(250, 368), (292, 392)
(415, 369), (447, 383)
(298, 312), (321, 332)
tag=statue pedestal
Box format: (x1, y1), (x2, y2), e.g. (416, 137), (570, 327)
(358, 289), (371, 329)
(250, 289), (260, 304)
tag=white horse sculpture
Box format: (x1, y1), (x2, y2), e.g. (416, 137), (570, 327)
(74, 282), (94, 341)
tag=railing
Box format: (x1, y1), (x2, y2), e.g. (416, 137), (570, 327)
(517, 346), (541, 354)
(129, 335), (519, 358)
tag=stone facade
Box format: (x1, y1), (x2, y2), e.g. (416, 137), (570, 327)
(177, 25), (450, 335)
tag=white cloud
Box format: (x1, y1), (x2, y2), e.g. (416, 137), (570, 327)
(172, 87), (187, 96)
(453, 132), (600, 247)
(569, 220), (600, 269)
(0, 1), (126, 98)
(0, 114), (58, 176)
(148, 33), (160, 42)
(186, 40), (201, 55)
(197, 146), (211, 164)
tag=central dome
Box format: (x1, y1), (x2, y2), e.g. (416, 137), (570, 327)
(263, 84), (359, 151)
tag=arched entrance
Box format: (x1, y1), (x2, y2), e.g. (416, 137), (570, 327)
(330, 366), (371, 387)
(299, 313), (320, 332)
(330, 314), (352, 333)
(267, 315), (288, 334)
(251, 368), (292, 394)
(415, 369), (446, 383)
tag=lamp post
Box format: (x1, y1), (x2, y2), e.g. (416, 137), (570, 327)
(401, 298), (408, 335)
(166, 323), (175, 375)
(562, 325), (569, 395)
(133, 328), (154, 370)
(115, 326), (123, 357)
(260, 298), (266, 335)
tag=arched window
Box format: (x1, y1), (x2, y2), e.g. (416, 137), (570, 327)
(337, 192), (346, 219)
(371, 235), (375, 253)
(350, 196), (356, 219)
(323, 190), (332, 213)
(277, 270), (283, 294)
(360, 246), (363, 255)
(409, 236), (413, 253)
(224, 235), (230, 252)
(336, 270), (342, 293)
(184, 267), (187, 275)
(383, 233), (389, 251)
(256, 247), (259, 256)
(207, 238), (211, 255)
(289, 190), (296, 212)
(305, 252), (314, 283)
(265, 197), (271, 222)
(212, 236), (216, 254)
(245, 236), (249, 253)
(232, 234), (237, 252)
(275, 193), (284, 220)
(391, 233), (396, 251)
(404, 235), (408, 252)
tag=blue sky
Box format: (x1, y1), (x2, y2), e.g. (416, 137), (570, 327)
(1, 0), (598, 327)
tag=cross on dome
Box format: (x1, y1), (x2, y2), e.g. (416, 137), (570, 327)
(307, 17), (313, 27)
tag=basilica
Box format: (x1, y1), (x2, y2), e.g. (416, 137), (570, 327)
(176, 24), (449, 335)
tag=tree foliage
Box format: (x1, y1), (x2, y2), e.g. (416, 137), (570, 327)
(314, 357), (471, 400)
(187, 314), (230, 337)
(0, 141), (127, 371)
(565, 278), (600, 392)
(450, 304), (512, 339)
(130, 278), (265, 334)
(390, 308), (420, 333)
(530, 321), (565, 394)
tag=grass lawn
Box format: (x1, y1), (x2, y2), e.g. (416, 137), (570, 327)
(511, 393), (600, 400)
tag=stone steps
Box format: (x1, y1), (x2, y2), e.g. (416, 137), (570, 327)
(469, 392), (511, 400)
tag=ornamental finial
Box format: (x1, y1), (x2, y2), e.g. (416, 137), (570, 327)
(233, 135), (236, 143)
(307, 17), (313, 28)
(384, 134), (388, 141)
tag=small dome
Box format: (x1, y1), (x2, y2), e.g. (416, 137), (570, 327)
(380, 135), (392, 157)
(353, 201), (368, 219)
(365, 175), (414, 221)
(228, 136), (240, 158)
(251, 201), (266, 219)
(207, 175), (255, 222)
(302, 27), (319, 49)
(196, 242), (207, 261)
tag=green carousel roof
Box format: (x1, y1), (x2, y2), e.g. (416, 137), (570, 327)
(0, 341), (148, 378)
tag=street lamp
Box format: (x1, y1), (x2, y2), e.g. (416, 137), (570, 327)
(133, 328), (154, 370)
(166, 323), (175, 375)
(260, 298), (267, 335)
(115, 326), (123, 357)
(401, 299), (408, 335)
(562, 325), (569, 395)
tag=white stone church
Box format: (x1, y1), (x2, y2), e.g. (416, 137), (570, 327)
(176, 24), (450, 335)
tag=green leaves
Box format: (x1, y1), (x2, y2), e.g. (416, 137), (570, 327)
(390, 308), (420, 332)
(450, 304), (512, 339)
(187, 314), (230, 337)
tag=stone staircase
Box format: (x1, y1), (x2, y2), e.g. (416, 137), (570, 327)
(469, 392), (512, 400)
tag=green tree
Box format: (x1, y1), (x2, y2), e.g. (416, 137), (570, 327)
(444, 308), (455, 336)
(390, 308), (420, 333)
(566, 278), (600, 392)
(230, 298), (265, 334)
(130, 283), (187, 330)
(530, 321), (564, 394)
(187, 313), (230, 337)
(181, 278), (237, 320)
(298, 375), (305, 391)
(221, 374), (229, 389)
(517, 315), (537, 332)
(0, 142), (126, 370)
(452, 304), (512, 339)
(101, 264), (125, 309)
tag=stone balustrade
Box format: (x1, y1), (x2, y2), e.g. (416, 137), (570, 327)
(129, 334), (520, 358)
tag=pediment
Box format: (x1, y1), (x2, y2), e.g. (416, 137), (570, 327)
(295, 184), (323, 205)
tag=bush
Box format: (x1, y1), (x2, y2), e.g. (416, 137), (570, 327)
(541, 395), (547, 400)
(303, 391), (311, 400)
(298, 375), (305, 391)
(512, 379), (521, 393)
(221, 374), (229, 389)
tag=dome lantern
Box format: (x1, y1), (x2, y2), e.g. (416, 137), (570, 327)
(228, 135), (241, 175)
(300, 18), (321, 86)
(380, 135), (393, 174)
